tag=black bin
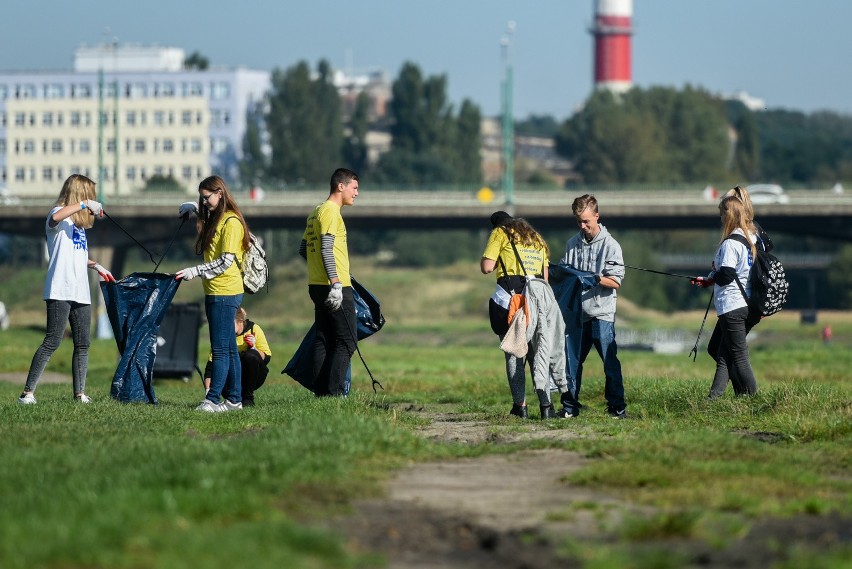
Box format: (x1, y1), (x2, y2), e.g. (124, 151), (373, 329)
(153, 302), (202, 381)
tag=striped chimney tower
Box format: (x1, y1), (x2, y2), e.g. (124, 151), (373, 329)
(591, 0), (633, 93)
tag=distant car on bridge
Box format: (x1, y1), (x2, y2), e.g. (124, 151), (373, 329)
(746, 184), (790, 204)
(0, 186), (21, 206)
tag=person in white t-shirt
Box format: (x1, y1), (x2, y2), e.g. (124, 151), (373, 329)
(18, 174), (115, 405)
(692, 194), (759, 399)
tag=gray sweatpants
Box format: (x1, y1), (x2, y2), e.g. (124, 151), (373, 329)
(25, 300), (91, 395)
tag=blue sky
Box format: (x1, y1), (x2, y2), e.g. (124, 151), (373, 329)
(3, 0), (850, 119)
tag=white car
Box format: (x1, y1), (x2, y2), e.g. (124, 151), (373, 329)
(746, 184), (790, 205)
(0, 185), (20, 205)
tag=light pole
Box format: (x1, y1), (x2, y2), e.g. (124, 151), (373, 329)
(500, 21), (516, 208)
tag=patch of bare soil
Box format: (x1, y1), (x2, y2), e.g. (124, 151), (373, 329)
(335, 405), (851, 568)
(0, 371), (67, 385)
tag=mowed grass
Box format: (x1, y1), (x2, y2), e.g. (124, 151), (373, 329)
(0, 259), (850, 568)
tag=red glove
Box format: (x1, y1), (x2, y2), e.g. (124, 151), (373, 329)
(92, 263), (116, 283)
(690, 276), (714, 288)
(244, 334), (256, 348)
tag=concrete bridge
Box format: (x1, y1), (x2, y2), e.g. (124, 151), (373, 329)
(1, 189), (850, 275)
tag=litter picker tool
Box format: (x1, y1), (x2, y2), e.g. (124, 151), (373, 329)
(103, 211), (158, 266)
(153, 217), (187, 273)
(689, 292), (714, 361)
(605, 261), (695, 280)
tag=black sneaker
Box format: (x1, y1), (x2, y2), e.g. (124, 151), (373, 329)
(609, 409), (627, 420)
(509, 404), (528, 419)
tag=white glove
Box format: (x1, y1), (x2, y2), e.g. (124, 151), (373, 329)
(84, 199), (104, 217)
(175, 266), (200, 281)
(91, 263), (116, 283)
(179, 201), (199, 220)
(325, 283), (343, 311)
(244, 334), (256, 348)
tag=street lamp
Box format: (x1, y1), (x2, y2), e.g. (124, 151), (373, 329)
(500, 21), (516, 208)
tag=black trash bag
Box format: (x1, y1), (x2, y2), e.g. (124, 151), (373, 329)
(283, 277), (384, 394)
(100, 273), (182, 404)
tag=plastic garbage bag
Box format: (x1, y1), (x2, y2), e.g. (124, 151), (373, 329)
(101, 273), (181, 403)
(283, 277), (384, 394)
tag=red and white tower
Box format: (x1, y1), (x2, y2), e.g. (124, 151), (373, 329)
(591, 0), (633, 93)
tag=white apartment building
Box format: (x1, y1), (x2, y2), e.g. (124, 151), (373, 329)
(0, 44), (269, 196)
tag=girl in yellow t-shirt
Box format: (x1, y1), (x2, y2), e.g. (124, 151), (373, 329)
(177, 175), (250, 412)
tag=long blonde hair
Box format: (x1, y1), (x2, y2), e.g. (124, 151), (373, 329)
(724, 185), (754, 222)
(194, 176), (251, 256)
(55, 174), (97, 229)
(719, 195), (756, 258)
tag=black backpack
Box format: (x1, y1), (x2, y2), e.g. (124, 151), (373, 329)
(726, 233), (789, 317)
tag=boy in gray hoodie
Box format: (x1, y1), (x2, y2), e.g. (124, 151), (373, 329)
(558, 194), (627, 419)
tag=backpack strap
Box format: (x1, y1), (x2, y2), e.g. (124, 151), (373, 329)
(501, 227), (528, 276)
(224, 216), (247, 272)
(724, 233), (752, 305)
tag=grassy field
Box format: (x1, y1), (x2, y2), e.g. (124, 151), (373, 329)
(0, 260), (850, 568)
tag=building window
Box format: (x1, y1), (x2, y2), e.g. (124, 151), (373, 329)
(51, 139), (63, 153)
(70, 112), (81, 126)
(0, 113), (5, 127)
(0, 85), (8, 100)
(77, 84), (93, 98)
(161, 82), (175, 97)
(29, 113), (36, 126)
(163, 139), (174, 153)
(181, 166), (193, 180)
(45, 84), (64, 99)
(79, 140), (90, 153)
(106, 139), (115, 152)
(210, 82), (230, 100)
(15, 168), (25, 181)
(23, 140), (35, 154)
(128, 83), (147, 98)
(126, 111), (136, 126)
(134, 139), (145, 152)
(14, 113), (25, 126)
(191, 138), (203, 152)
(181, 111), (193, 125)
(182, 82), (203, 97)
(139, 111), (147, 125)
(18, 84), (37, 99)
(153, 111), (165, 126)
(42, 112), (53, 126)
(43, 167), (53, 182)
(127, 166), (136, 181)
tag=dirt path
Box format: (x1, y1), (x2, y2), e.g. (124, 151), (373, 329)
(337, 404), (851, 569)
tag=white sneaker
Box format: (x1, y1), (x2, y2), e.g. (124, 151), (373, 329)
(195, 399), (223, 413)
(75, 394), (92, 404)
(221, 399), (243, 411)
(18, 392), (37, 405)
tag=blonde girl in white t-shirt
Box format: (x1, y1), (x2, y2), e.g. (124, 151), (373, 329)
(18, 174), (114, 405)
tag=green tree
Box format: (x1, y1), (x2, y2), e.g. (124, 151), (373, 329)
(556, 87), (731, 184)
(374, 62), (482, 185)
(266, 60), (342, 185)
(184, 52), (209, 70)
(240, 103), (267, 186)
(342, 91), (370, 175)
(143, 174), (183, 192)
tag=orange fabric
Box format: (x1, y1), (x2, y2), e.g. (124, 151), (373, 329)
(506, 292), (529, 325)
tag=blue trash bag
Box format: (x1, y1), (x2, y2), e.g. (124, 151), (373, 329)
(100, 273), (181, 404)
(283, 277), (384, 395)
(547, 263), (598, 402)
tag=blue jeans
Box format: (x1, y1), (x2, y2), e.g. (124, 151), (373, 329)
(205, 294), (243, 403)
(563, 318), (625, 416)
